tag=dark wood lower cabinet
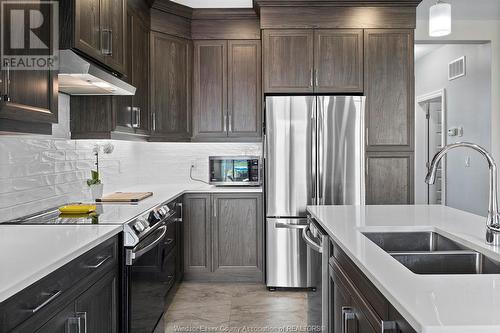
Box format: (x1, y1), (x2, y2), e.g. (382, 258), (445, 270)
(329, 240), (416, 333)
(183, 192), (264, 282)
(1, 236), (120, 333)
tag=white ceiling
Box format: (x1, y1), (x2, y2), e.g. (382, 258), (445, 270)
(171, 0), (252, 8)
(414, 44), (443, 61)
(417, 0), (500, 20)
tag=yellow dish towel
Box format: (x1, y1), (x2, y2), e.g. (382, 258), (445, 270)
(58, 205), (96, 214)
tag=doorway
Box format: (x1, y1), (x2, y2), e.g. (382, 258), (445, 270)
(417, 91), (447, 205)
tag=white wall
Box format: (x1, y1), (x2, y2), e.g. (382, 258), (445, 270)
(0, 95), (261, 222)
(415, 44), (491, 216)
(415, 18), (500, 161)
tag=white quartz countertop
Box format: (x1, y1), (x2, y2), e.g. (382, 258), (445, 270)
(0, 184), (262, 303)
(307, 205), (500, 333)
(0, 225), (122, 302)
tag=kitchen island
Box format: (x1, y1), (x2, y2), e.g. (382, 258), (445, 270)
(307, 204), (500, 333)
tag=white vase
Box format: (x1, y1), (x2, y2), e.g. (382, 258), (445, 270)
(89, 184), (104, 201)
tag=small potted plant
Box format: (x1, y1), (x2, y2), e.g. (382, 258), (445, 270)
(87, 143), (114, 201)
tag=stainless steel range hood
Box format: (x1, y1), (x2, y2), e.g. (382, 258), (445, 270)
(58, 50), (136, 96)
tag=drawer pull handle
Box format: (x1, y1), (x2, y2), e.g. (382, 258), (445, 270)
(67, 312), (87, 333)
(30, 290), (62, 313)
(85, 255), (112, 269)
(381, 321), (397, 333)
(342, 307), (357, 333)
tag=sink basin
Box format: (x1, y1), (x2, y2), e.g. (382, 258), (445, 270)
(362, 231), (468, 252)
(362, 231), (500, 275)
(391, 252), (500, 275)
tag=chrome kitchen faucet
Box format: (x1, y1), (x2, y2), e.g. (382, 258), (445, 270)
(425, 142), (500, 245)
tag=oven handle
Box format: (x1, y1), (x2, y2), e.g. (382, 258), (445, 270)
(127, 226), (167, 265)
(302, 225), (323, 253)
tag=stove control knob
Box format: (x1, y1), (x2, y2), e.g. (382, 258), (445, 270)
(133, 221), (145, 233)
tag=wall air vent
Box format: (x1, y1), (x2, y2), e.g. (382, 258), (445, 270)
(448, 56), (466, 81)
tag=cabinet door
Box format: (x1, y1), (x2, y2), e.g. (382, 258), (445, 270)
(227, 40), (262, 139)
(263, 29), (314, 93)
(183, 194), (212, 275)
(330, 264), (379, 333)
(131, 13), (149, 131)
(192, 40), (227, 139)
(314, 29), (363, 93)
(34, 303), (76, 333)
(102, 0), (126, 74)
(212, 193), (263, 281)
(75, 270), (118, 333)
(151, 32), (191, 140)
(364, 29), (414, 151)
(366, 152), (414, 205)
(74, 0), (105, 63)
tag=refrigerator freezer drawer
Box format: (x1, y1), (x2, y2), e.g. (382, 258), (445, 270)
(266, 218), (317, 288)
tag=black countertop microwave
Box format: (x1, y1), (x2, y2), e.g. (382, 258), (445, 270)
(209, 156), (262, 186)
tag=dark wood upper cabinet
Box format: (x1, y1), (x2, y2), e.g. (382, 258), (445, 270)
(192, 39), (262, 141)
(150, 32), (192, 141)
(263, 29), (314, 93)
(263, 29), (363, 93)
(314, 29), (363, 93)
(0, 0), (58, 134)
(71, 2), (149, 140)
(192, 40), (228, 139)
(364, 29), (414, 151)
(61, 0), (127, 75)
(227, 40), (262, 139)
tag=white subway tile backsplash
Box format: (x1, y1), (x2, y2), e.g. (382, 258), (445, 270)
(0, 96), (261, 221)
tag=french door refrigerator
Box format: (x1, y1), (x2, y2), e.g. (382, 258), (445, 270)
(265, 95), (365, 289)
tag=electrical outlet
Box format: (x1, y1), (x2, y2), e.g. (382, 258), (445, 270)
(190, 160), (196, 168)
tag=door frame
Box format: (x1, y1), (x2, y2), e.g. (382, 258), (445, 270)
(416, 88), (447, 205)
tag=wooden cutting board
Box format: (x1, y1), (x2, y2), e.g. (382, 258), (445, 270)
(96, 192), (153, 202)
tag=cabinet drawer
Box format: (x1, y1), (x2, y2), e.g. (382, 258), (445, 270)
(330, 259), (383, 332)
(0, 236), (118, 332)
(330, 241), (388, 322)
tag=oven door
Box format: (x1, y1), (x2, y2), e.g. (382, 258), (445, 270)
(126, 222), (176, 333)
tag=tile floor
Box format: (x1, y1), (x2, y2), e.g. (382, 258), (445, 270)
(163, 282), (309, 333)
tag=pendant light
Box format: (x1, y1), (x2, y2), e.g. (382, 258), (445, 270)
(429, 0), (452, 37)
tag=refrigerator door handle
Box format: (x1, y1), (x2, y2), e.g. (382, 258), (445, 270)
(311, 100), (317, 201)
(318, 98), (324, 204)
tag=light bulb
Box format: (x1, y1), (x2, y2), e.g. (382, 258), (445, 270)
(429, 1), (452, 37)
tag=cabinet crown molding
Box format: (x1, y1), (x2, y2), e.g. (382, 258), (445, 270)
(254, 0), (422, 7)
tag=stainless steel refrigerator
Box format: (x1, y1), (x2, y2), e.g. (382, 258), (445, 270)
(265, 95), (365, 289)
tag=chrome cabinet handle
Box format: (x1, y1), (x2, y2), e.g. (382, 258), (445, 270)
(302, 225), (322, 253)
(67, 312), (87, 333)
(85, 255), (111, 269)
(275, 221), (308, 229)
(310, 68), (313, 87)
(152, 112), (156, 132)
(101, 29), (112, 55)
(228, 114), (232, 133)
(213, 201), (217, 217)
(223, 114), (227, 133)
(132, 107), (141, 128)
(29, 290), (62, 313)
(381, 321), (397, 333)
(315, 69), (318, 87)
(342, 307), (357, 333)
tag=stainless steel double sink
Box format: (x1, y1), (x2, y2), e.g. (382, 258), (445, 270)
(362, 231), (500, 275)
